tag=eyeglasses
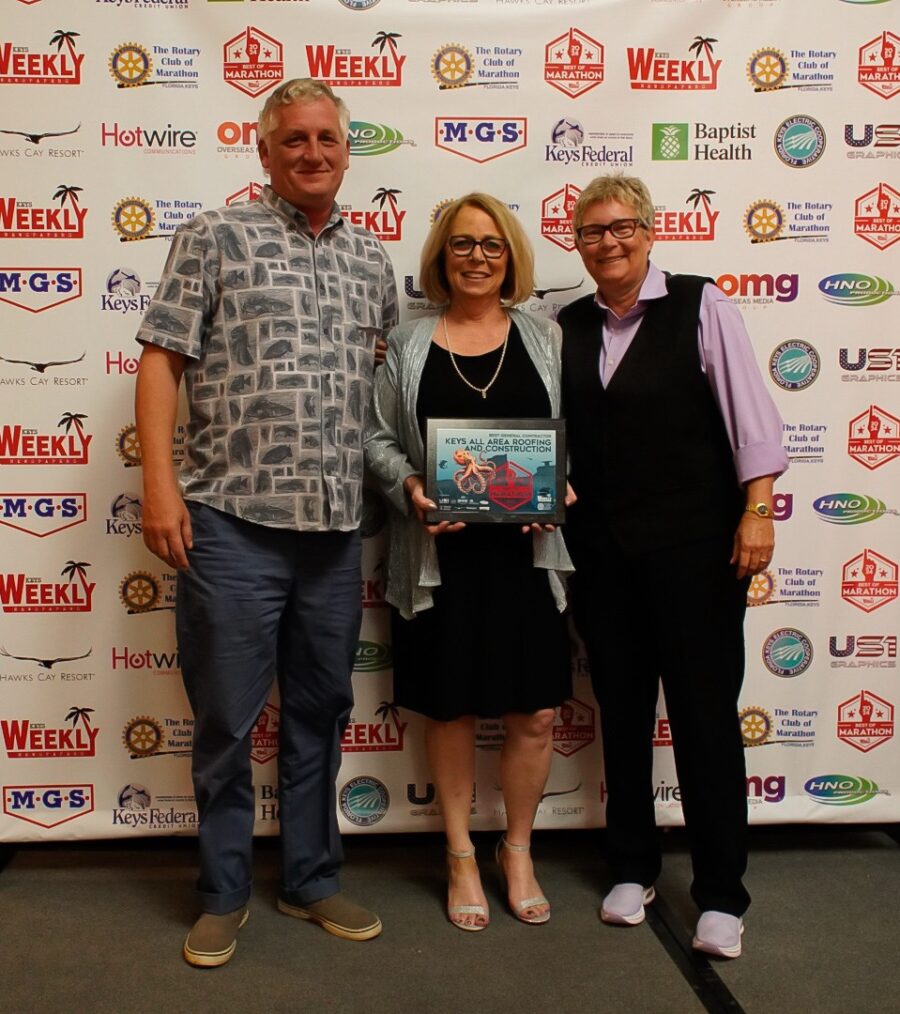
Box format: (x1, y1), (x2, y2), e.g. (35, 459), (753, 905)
(447, 235), (509, 259)
(575, 219), (645, 245)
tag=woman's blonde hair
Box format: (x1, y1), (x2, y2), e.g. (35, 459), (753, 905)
(418, 193), (534, 306)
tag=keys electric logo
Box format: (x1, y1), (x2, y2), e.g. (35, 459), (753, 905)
(774, 115), (826, 168)
(431, 41), (522, 91)
(746, 46), (835, 93)
(829, 634), (897, 669)
(2, 707), (98, 759)
(111, 784), (197, 832)
(354, 640), (393, 672)
(122, 715), (193, 760)
(0, 186), (86, 240)
(0, 413), (91, 465)
(0, 30), (84, 86)
(341, 704), (407, 753)
(251, 703), (279, 763)
(0, 494), (86, 538)
(714, 272), (798, 304)
(854, 183), (900, 251)
(651, 122), (756, 162)
(840, 346), (900, 382)
(813, 493), (891, 525)
(119, 571), (177, 614)
(819, 272), (895, 307)
(858, 31), (900, 100)
(845, 123), (900, 160)
(349, 122), (410, 157)
(545, 117), (633, 168)
(109, 42), (199, 89)
(0, 560), (95, 614)
(739, 705), (817, 747)
(743, 199), (831, 244)
(804, 774), (884, 806)
(340, 188), (404, 241)
(339, 775), (389, 826)
(769, 341), (819, 391)
(435, 118), (527, 163)
(224, 27), (283, 97)
(112, 644), (179, 675)
(841, 548), (898, 613)
(848, 405), (900, 469)
(628, 35), (722, 91)
(541, 184), (580, 251)
(553, 698), (595, 757)
(762, 628), (813, 677)
(544, 29), (604, 98)
(0, 268), (81, 313)
(3, 785), (94, 829)
(306, 31), (405, 87)
(837, 690), (893, 752)
(654, 189), (717, 241)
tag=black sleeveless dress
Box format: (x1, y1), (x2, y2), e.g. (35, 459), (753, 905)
(390, 325), (572, 720)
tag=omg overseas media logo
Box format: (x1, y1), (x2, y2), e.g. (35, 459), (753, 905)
(545, 117), (633, 170)
(769, 340), (820, 391)
(628, 35), (722, 91)
(2, 706), (98, 759)
(804, 774), (884, 806)
(340, 188), (404, 241)
(714, 271), (798, 306)
(0, 268), (82, 313)
(0, 412), (91, 465)
(848, 405), (900, 468)
(109, 42), (199, 90)
(841, 548), (898, 612)
(3, 784), (93, 829)
(431, 40), (522, 90)
(306, 31), (405, 87)
(0, 185), (86, 240)
(223, 27), (282, 97)
(837, 691), (894, 753)
(0, 29), (84, 85)
(341, 703), (407, 753)
(435, 118), (527, 163)
(746, 46), (835, 93)
(854, 183), (900, 251)
(829, 634), (897, 670)
(813, 492), (893, 525)
(544, 29), (604, 98)
(541, 184), (581, 251)
(858, 32), (900, 100)
(653, 188), (717, 241)
(743, 198), (831, 245)
(773, 115), (826, 168)
(0, 494), (86, 538)
(0, 559), (95, 614)
(819, 272), (896, 307)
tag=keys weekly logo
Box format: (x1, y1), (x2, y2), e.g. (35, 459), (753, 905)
(0, 185), (86, 240)
(0, 412), (91, 465)
(0, 30), (84, 85)
(306, 31), (405, 87)
(0, 560), (95, 614)
(340, 188), (404, 241)
(2, 707), (98, 759)
(654, 188), (718, 241)
(628, 35), (722, 91)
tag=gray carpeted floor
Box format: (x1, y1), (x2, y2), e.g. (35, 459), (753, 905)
(1, 826), (897, 1014)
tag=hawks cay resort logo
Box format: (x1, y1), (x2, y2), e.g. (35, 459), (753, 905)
(769, 340), (820, 391)
(109, 41), (199, 89)
(340, 188), (404, 241)
(0, 559), (96, 614)
(651, 121), (756, 162)
(654, 188), (717, 241)
(0, 268), (82, 313)
(544, 28), (604, 98)
(0, 186), (86, 240)
(545, 117), (633, 168)
(0, 644), (93, 683)
(743, 198), (831, 244)
(223, 26), (282, 97)
(746, 46), (835, 93)
(435, 118), (527, 163)
(855, 183), (900, 251)
(819, 272), (896, 307)
(0, 493), (86, 538)
(0, 120), (83, 160)
(431, 40), (523, 90)
(0, 411), (91, 465)
(858, 31), (900, 100)
(629, 35), (722, 90)
(306, 31), (405, 87)
(0, 29), (84, 86)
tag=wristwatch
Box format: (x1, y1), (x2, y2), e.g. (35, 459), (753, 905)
(744, 502), (772, 519)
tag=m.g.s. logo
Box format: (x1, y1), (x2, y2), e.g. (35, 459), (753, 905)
(0, 269), (82, 312)
(3, 784), (94, 828)
(0, 494), (86, 537)
(435, 118), (527, 163)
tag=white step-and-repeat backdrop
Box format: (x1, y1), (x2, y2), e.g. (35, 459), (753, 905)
(1, 0), (898, 841)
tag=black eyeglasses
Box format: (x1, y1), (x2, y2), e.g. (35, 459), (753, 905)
(447, 235), (508, 259)
(575, 219), (645, 245)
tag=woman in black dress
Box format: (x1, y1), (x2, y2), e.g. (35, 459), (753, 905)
(365, 194), (574, 931)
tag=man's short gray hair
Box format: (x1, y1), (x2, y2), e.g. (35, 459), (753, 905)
(572, 175), (655, 233)
(257, 79), (350, 142)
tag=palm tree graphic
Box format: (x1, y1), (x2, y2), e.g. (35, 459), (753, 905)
(372, 188), (401, 212)
(65, 706), (94, 733)
(53, 185), (83, 210)
(58, 412), (87, 435)
(689, 36), (718, 63)
(49, 30), (80, 58)
(61, 560), (91, 593)
(686, 189), (716, 228)
(372, 32), (402, 56)
(375, 700), (401, 728)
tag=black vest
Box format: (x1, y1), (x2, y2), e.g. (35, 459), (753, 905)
(560, 273), (744, 552)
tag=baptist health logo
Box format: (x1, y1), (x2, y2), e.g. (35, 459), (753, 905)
(804, 774), (885, 806)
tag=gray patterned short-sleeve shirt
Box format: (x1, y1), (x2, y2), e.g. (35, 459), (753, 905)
(135, 185), (398, 532)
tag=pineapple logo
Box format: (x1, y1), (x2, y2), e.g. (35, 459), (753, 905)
(652, 123), (689, 161)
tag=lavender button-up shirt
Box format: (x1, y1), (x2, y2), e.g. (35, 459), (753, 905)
(595, 262), (788, 485)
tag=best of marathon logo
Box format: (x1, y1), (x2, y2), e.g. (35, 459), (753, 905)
(541, 184), (580, 251)
(0, 413), (91, 465)
(0, 494), (86, 537)
(0, 560), (95, 613)
(654, 189), (718, 241)
(3, 784), (94, 829)
(553, 698), (595, 757)
(0, 268), (82, 313)
(306, 32), (405, 87)
(628, 35), (722, 90)
(224, 26), (282, 97)
(841, 548), (898, 613)
(854, 183), (900, 252)
(545, 117), (633, 168)
(431, 41), (522, 90)
(109, 41), (199, 89)
(0, 30), (84, 85)
(340, 188), (404, 241)
(858, 31), (900, 100)
(2, 707), (98, 759)
(837, 690), (894, 753)
(746, 46), (835, 93)
(0, 186), (86, 239)
(435, 118), (527, 163)
(544, 29), (604, 98)
(848, 405), (900, 469)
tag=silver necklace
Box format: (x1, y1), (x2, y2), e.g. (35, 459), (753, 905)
(441, 313), (511, 400)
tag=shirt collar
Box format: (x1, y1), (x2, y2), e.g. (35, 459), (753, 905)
(592, 261), (667, 320)
(259, 184), (344, 234)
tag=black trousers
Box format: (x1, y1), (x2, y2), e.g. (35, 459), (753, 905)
(569, 526), (751, 916)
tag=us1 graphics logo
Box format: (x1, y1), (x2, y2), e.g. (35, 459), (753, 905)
(829, 634), (897, 669)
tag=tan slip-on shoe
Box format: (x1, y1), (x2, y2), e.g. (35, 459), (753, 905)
(277, 892), (382, 941)
(182, 907), (249, 968)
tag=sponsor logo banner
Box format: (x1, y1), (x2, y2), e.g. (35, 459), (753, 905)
(435, 118), (527, 163)
(841, 548), (898, 612)
(0, 493), (86, 537)
(2, 708), (98, 758)
(0, 32), (84, 85)
(3, 784), (94, 828)
(848, 405), (900, 469)
(0, 268), (82, 313)
(837, 691), (894, 752)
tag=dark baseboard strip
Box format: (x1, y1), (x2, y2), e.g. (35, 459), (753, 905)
(883, 824), (900, 847)
(0, 844), (16, 876)
(645, 892), (746, 1014)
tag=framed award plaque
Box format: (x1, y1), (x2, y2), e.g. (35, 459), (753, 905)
(424, 418), (566, 524)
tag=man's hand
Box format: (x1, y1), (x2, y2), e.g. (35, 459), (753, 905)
(404, 474), (465, 535)
(375, 337), (388, 367)
(142, 486), (193, 570)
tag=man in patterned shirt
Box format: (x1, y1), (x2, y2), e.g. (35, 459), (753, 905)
(134, 79), (398, 967)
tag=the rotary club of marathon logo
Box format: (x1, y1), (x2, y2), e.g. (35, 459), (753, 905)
(431, 44), (475, 89)
(837, 691), (894, 753)
(747, 568), (777, 607)
(841, 549), (898, 613)
(544, 29), (604, 98)
(119, 571), (176, 614)
(108, 42), (199, 89)
(747, 48), (789, 92)
(111, 198), (156, 242)
(854, 183), (900, 251)
(541, 184), (581, 251)
(858, 31), (900, 100)
(848, 405), (900, 469)
(223, 26), (283, 98)
(122, 715), (192, 759)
